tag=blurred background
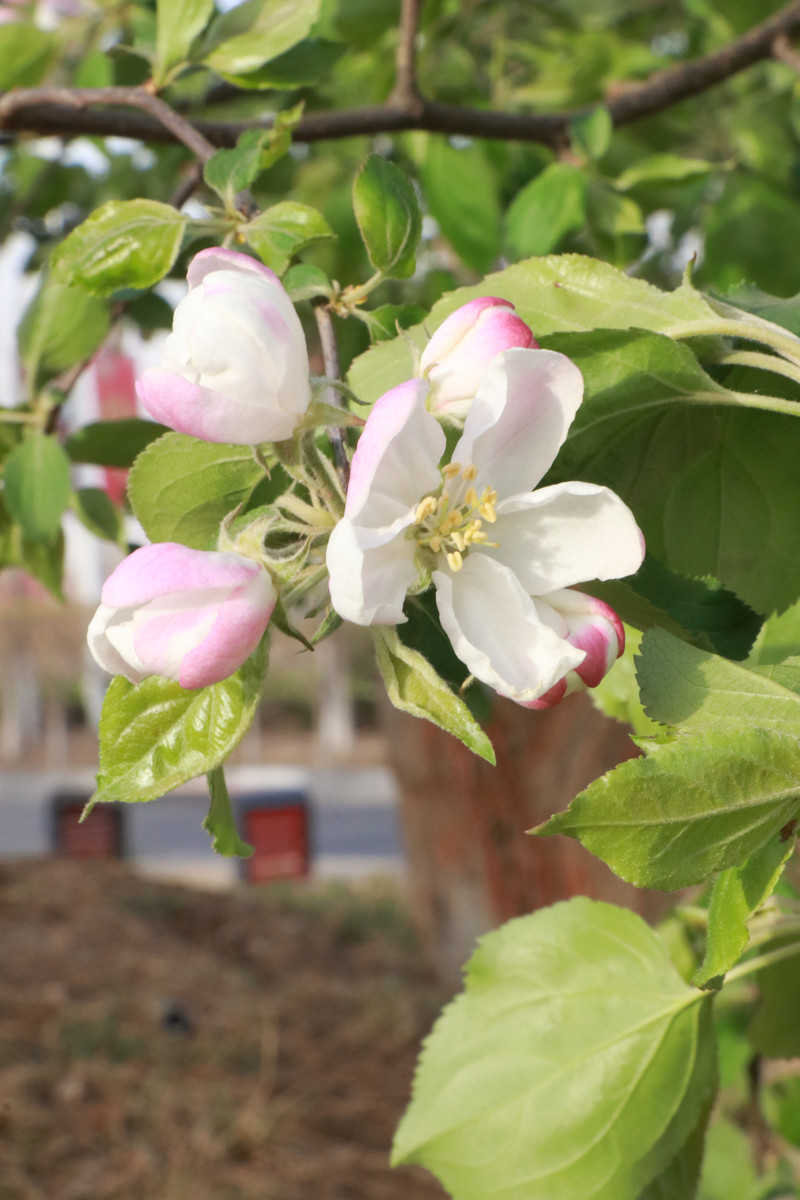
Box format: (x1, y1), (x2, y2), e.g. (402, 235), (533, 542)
(3, 0), (800, 1194)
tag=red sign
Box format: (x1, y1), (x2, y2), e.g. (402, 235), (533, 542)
(242, 803), (309, 884)
(53, 800), (123, 859)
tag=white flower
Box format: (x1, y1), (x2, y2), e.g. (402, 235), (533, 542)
(419, 296), (536, 419)
(137, 248), (311, 445)
(88, 543), (276, 689)
(326, 349), (644, 706)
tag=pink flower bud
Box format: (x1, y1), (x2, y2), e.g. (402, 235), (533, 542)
(420, 297), (537, 418)
(527, 590), (624, 710)
(137, 249), (311, 445)
(87, 543), (276, 689)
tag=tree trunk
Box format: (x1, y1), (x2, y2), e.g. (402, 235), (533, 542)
(385, 693), (665, 982)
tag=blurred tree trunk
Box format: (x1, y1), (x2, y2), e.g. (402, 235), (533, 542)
(384, 693), (665, 982)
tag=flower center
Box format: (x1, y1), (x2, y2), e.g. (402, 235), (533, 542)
(413, 462), (498, 572)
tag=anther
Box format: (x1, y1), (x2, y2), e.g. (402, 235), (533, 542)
(462, 464), (478, 481)
(443, 462), (462, 479)
(464, 487), (479, 509)
(447, 550), (463, 571)
(414, 496), (438, 523)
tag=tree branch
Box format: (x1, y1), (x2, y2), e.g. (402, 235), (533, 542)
(0, 86), (217, 161)
(312, 305), (350, 490)
(388, 0), (425, 112)
(1, 1), (799, 150)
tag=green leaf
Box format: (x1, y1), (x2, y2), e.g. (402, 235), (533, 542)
(72, 487), (125, 546)
(614, 155), (714, 191)
(92, 640), (267, 805)
(0, 23), (56, 88)
(592, 558), (760, 662)
(203, 129), (270, 208)
(128, 433), (266, 549)
(359, 302), (426, 341)
(421, 140), (501, 274)
(703, 174), (800, 297)
(282, 263), (333, 302)
(714, 285), (800, 339)
(543, 327), (800, 614)
(352, 154), (422, 279)
(347, 254), (717, 406)
(692, 833), (795, 990)
(393, 899), (716, 1200)
(51, 200), (187, 297)
(748, 597), (800, 666)
(748, 948), (800, 1058)
(570, 106), (612, 160)
(4, 435), (72, 543)
(537, 727), (800, 890)
(636, 627), (800, 735)
(155, 0), (214, 83)
(243, 201), (334, 274)
(204, 0), (321, 75)
(65, 419), (169, 468)
(18, 280), (110, 390)
(204, 766), (253, 858)
(216, 37), (343, 89)
(373, 626), (495, 763)
(636, 1092), (713, 1200)
(0, 495), (64, 599)
(505, 163), (589, 259)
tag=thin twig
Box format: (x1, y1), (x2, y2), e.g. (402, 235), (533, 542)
(169, 160), (205, 209)
(389, 0), (425, 111)
(2, 1), (800, 149)
(313, 305), (349, 491)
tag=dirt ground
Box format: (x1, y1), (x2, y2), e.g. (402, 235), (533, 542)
(0, 858), (450, 1200)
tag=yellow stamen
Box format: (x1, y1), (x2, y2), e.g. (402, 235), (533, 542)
(428, 535), (442, 553)
(480, 501), (497, 523)
(443, 462), (462, 479)
(462, 464), (478, 481)
(464, 487), (479, 509)
(447, 550), (463, 571)
(414, 495), (438, 523)
(451, 530), (466, 552)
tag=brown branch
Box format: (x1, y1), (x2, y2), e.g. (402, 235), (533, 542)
(1, 1), (800, 150)
(0, 86), (217, 161)
(388, 0), (425, 112)
(312, 305), (349, 490)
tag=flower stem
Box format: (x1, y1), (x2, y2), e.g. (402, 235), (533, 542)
(716, 349), (800, 389)
(725, 936), (800, 986)
(312, 305), (350, 490)
(668, 317), (800, 368)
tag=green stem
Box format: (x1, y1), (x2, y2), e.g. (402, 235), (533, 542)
(725, 937), (800, 986)
(668, 317), (800, 368)
(0, 410), (39, 424)
(717, 349), (800, 389)
(339, 269), (385, 309)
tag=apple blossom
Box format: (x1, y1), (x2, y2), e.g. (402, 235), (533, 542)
(419, 297), (536, 418)
(88, 543), (276, 689)
(326, 348), (644, 707)
(137, 248), (311, 445)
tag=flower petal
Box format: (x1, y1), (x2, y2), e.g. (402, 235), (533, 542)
(453, 348), (583, 498)
(420, 298), (536, 418)
(487, 481), (645, 595)
(327, 517), (419, 626)
(345, 379), (444, 526)
(87, 604), (148, 684)
(187, 247), (280, 290)
(433, 554), (584, 704)
(101, 544), (264, 609)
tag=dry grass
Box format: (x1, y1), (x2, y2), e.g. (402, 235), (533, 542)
(0, 859), (448, 1200)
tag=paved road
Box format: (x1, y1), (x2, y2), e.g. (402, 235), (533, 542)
(0, 765), (406, 885)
